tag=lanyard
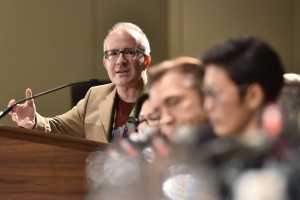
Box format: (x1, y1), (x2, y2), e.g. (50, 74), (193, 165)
(111, 104), (136, 142)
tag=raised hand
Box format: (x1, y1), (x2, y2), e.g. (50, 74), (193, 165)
(8, 88), (36, 129)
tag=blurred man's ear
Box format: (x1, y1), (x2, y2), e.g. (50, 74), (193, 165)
(245, 83), (265, 109)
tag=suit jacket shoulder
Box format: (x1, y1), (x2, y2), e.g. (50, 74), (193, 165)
(35, 83), (117, 143)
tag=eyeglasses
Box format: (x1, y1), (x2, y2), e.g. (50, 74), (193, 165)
(135, 114), (160, 127)
(104, 48), (146, 61)
(202, 84), (250, 104)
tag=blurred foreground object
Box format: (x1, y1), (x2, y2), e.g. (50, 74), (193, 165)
(86, 71), (300, 199)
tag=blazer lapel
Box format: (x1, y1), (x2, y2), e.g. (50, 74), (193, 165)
(98, 87), (116, 139)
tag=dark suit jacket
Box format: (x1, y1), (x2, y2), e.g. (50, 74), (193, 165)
(34, 83), (116, 143)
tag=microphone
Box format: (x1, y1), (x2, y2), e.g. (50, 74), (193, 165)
(0, 79), (100, 119)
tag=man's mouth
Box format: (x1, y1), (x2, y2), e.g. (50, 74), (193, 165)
(116, 69), (129, 73)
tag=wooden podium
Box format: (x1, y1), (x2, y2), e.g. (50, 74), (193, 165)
(0, 126), (107, 200)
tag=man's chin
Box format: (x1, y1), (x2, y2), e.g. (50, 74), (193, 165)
(214, 127), (232, 138)
(115, 80), (132, 87)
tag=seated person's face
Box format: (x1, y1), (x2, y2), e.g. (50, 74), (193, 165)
(137, 99), (160, 133)
(149, 72), (207, 139)
(203, 64), (262, 138)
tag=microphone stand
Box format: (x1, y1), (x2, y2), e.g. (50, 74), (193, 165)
(0, 80), (92, 119)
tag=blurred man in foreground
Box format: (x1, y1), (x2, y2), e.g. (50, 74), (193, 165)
(147, 56), (210, 141)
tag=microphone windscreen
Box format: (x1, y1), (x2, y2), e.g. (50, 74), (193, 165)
(170, 124), (217, 146)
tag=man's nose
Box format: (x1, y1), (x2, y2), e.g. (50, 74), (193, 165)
(204, 96), (214, 112)
(159, 109), (174, 125)
(115, 53), (127, 65)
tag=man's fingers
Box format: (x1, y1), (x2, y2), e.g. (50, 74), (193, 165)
(25, 88), (34, 106)
(19, 117), (34, 129)
(8, 99), (16, 107)
(19, 117), (29, 127)
(25, 88), (33, 98)
(12, 112), (18, 122)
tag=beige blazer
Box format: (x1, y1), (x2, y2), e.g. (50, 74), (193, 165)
(34, 83), (116, 143)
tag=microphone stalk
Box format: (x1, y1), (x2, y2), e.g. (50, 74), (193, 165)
(0, 80), (94, 119)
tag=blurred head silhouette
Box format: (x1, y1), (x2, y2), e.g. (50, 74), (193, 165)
(147, 56), (207, 139)
(201, 36), (285, 140)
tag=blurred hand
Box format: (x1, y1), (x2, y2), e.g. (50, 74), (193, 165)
(8, 88), (36, 129)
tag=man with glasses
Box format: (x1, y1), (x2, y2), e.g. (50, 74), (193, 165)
(7, 22), (151, 143)
(133, 93), (160, 134)
(200, 37), (298, 200)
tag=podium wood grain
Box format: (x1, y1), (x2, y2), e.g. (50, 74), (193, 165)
(0, 126), (107, 200)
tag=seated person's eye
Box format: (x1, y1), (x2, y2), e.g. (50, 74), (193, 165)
(148, 113), (160, 121)
(166, 97), (182, 107)
(202, 86), (219, 100)
(137, 117), (147, 124)
(205, 89), (219, 101)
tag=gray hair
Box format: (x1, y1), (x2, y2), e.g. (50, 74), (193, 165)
(103, 22), (151, 55)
